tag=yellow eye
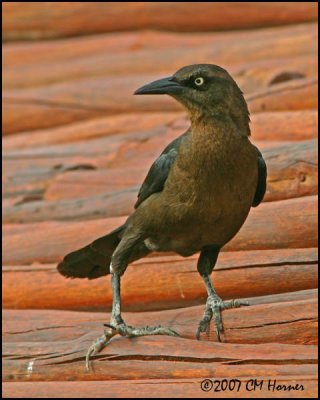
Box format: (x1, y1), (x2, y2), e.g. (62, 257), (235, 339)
(194, 77), (204, 86)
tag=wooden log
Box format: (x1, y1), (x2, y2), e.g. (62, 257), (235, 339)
(2, 215), (126, 266)
(2, 30), (221, 68)
(2, 377), (318, 398)
(2, 361), (317, 389)
(3, 126), (294, 206)
(2, 122), (171, 180)
(263, 140), (318, 202)
(3, 35), (317, 89)
(3, 188), (138, 223)
(2, 247), (317, 310)
(2, 99), (103, 135)
(3, 2), (317, 40)
(2, 297), (318, 383)
(2, 109), (317, 152)
(2, 116), (176, 200)
(2, 113), (316, 203)
(42, 134), (317, 201)
(1, 139), (291, 205)
(2, 139), (317, 221)
(3, 23), (316, 70)
(223, 196), (317, 251)
(0, 123), (179, 206)
(3, 299), (318, 345)
(249, 110), (318, 142)
(4, 296), (317, 343)
(2, 196), (318, 266)
(2, 112), (182, 150)
(3, 289), (317, 332)
(3, 289), (318, 328)
(3, 75), (317, 134)
(4, 323), (316, 359)
(5, 110), (314, 203)
(2, 165), (60, 201)
(42, 168), (143, 202)
(248, 77), (318, 113)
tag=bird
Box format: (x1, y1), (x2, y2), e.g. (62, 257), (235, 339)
(57, 64), (267, 367)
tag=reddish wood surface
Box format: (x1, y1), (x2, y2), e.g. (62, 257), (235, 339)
(2, 296), (318, 383)
(3, 134), (316, 211)
(2, 112), (181, 149)
(2, 296), (318, 347)
(2, 141), (292, 200)
(3, 377), (318, 398)
(3, 76), (317, 135)
(2, 140), (317, 222)
(3, 2), (317, 40)
(2, 109), (318, 153)
(3, 24), (317, 90)
(247, 77), (318, 113)
(2, 196), (318, 266)
(263, 140), (318, 202)
(250, 110), (318, 142)
(3, 30), (317, 89)
(2, 3), (318, 397)
(2, 248), (317, 311)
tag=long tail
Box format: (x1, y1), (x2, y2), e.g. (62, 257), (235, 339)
(57, 225), (125, 279)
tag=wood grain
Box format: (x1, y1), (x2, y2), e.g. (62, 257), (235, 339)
(3, 140), (317, 222)
(3, 28), (317, 89)
(2, 196), (318, 266)
(3, 76), (317, 135)
(2, 248), (317, 311)
(2, 304), (318, 382)
(3, 377), (318, 398)
(3, 2), (317, 40)
(2, 3), (318, 396)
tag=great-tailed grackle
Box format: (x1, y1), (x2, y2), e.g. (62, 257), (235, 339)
(57, 64), (267, 367)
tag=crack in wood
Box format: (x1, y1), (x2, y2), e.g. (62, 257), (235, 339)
(227, 317), (317, 330)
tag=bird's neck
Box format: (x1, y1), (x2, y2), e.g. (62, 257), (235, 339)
(187, 93), (250, 138)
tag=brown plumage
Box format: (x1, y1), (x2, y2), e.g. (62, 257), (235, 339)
(57, 64), (267, 364)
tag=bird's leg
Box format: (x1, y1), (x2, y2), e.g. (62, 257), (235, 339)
(195, 246), (249, 342)
(85, 273), (120, 370)
(196, 274), (249, 341)
(105, 271), (179, 338)
(85, 233), (179, 370)
(86, 272), (179, 370)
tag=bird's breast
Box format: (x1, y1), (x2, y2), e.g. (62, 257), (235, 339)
(163, 134), (258, 223)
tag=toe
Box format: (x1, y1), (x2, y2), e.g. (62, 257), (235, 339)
(196, 326), (201, 340)
(196, 321), (206, 340)
(223, 299), (250, 309)
(104, 323), (116, 330)
(212, 305), (224, 337)
(162, 327), (180, 337)
(214, 325), (222, 342)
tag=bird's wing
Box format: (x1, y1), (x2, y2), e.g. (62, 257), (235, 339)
(252, 146), (267, 207)
(134, 130), (189, 208)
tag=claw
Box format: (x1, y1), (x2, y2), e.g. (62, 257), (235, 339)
(196, 296), (250, 342)
(103, 323), (116, 329)
(85, 322), (180, 370)
(85, 327), (118, 371)
(215, 326), (221, 342)
(196, 327), (201, 340)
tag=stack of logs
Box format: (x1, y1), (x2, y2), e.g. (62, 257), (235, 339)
(2, 2), (318, 398)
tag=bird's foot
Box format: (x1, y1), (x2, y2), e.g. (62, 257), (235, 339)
(85, 321), (179, 371)
(104, 322), (180, 338)
(85, 327), (117, 371)
(196, 295), (249, 341)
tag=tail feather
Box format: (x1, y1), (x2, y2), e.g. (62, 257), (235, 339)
(57, 225), (125, 279)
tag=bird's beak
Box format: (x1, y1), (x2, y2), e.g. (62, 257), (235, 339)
(134, 76), (183, 95)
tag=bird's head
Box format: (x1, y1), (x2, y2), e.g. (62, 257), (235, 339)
(134, 64), (250, 136)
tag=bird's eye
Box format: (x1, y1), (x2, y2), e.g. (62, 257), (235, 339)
(194, 77), (204, 86)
